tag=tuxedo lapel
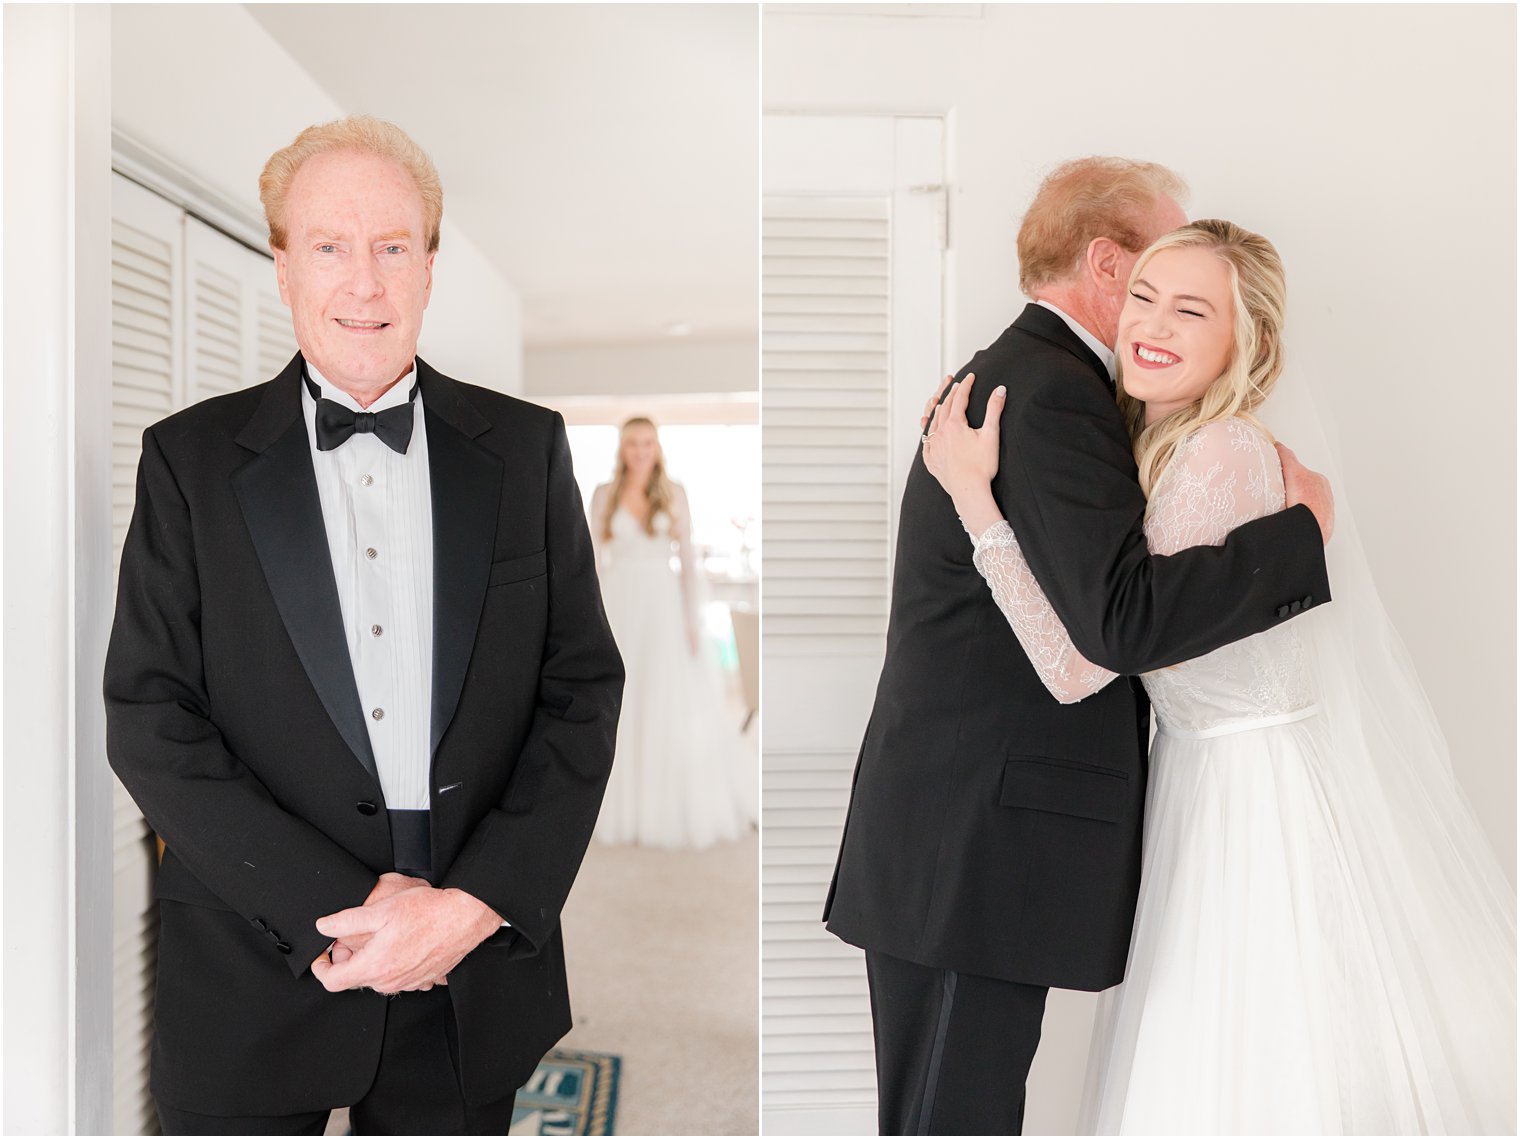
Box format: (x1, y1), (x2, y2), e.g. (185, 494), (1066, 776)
(1012, 303), (1113, 392)
(231, 356), (380, 784)
(417, 359), (502, 756)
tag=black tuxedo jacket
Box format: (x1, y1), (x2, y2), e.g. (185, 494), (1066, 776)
(824, 305), (1330, 991)
(104, 354), (624, 1115)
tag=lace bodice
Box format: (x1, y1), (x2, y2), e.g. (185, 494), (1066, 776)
(970, 417), (1315, 732)
(591, 483), (699, 627)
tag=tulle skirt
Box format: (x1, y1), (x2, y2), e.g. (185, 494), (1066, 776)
(593, 556), (756, 850)
(1078, 713), (1516, 1135)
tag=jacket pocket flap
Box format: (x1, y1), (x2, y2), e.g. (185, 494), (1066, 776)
(488, 549), (547, 587)
(154, 850), (237, 912)
(1000, 756), (1126, 823)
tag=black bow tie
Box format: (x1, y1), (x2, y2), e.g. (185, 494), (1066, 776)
(304, 372), (419, 454)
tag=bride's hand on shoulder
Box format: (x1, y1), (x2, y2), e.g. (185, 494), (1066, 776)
(919, 373), (955, 439)
(921, 373), (1007, 532)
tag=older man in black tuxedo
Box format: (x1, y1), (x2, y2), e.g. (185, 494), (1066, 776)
(824, 157), (1334, 1135)
(105, 116), (623, 1135)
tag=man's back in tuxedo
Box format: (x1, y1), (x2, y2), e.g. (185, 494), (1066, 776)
(826, 307), (1154, 989)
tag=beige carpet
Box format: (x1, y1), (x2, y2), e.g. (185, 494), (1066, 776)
(324, 687), (760, 1137)
(326, 827), (760, 1138)
(558, 828), (759, 1136)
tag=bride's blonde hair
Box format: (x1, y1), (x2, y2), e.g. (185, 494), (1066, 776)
(1116, 219), (1287, 499)
(602, 416), (676, 542)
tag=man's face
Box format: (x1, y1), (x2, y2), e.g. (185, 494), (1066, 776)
(273, 150), (434, 393)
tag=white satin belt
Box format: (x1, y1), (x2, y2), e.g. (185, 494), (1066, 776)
(1156, 703), (1321, 740)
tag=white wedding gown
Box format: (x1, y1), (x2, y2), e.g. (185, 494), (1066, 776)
(969, 418), (1516, 1134)
(590, 487), (756, 849)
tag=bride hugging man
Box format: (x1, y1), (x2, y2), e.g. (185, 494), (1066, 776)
(823, 157), (1516, 1136)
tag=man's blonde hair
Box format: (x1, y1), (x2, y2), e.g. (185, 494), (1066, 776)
(1016, 157), (1188, 294)
(258, 116), (443, 253)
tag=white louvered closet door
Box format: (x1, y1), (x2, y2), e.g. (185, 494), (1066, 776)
(110, 174), (291, 1134)
(185, 216), (248, 403)
(761, 114), (946, 1136)
(763, 197), (892, 652)
(249, 261), (298, 381)
(186, 215), (297, 403)
(110, 172), (185, 1138)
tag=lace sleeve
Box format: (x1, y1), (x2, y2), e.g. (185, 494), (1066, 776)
(970, 520), (1119, 704)
(589, 483), (611, 574)
(1145, 419), (1284, 556)
(671, 484), (699, 634)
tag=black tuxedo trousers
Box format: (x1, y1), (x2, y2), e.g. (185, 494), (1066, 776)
(105, 355), (624, 1117)
(826, 305), (1331, 992)
(154, 986), (517, 1135)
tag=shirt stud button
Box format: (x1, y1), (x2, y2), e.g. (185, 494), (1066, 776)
(360, 474), (374, 487)
(371, 707), (385, 721)
(365, 547), (378, 560)
(371, 624), (383, 637)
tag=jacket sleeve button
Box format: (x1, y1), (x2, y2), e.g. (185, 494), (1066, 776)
(1276, 605), (1290, 619)
(275, 941), (292, 955)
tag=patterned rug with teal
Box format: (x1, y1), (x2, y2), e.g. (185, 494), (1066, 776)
(509, 1049), (621, 1135)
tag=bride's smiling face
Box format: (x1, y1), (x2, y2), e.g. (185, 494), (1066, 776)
(1117, 246), (1237, 423)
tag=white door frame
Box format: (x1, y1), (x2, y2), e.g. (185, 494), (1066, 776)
(3, 5), (116, 1133)
(760, 109), (947, 1137)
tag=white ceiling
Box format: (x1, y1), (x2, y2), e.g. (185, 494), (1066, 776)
(248, 4), (758, 347)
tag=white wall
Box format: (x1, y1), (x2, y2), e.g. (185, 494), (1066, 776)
(524, 336), (758, 400)
(420, 227), (523, 393)
(111, 3), (523, 393)
(766, 3), (1515, 1133)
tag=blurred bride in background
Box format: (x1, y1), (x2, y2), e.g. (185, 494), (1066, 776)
(590, 416), (757, 849)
